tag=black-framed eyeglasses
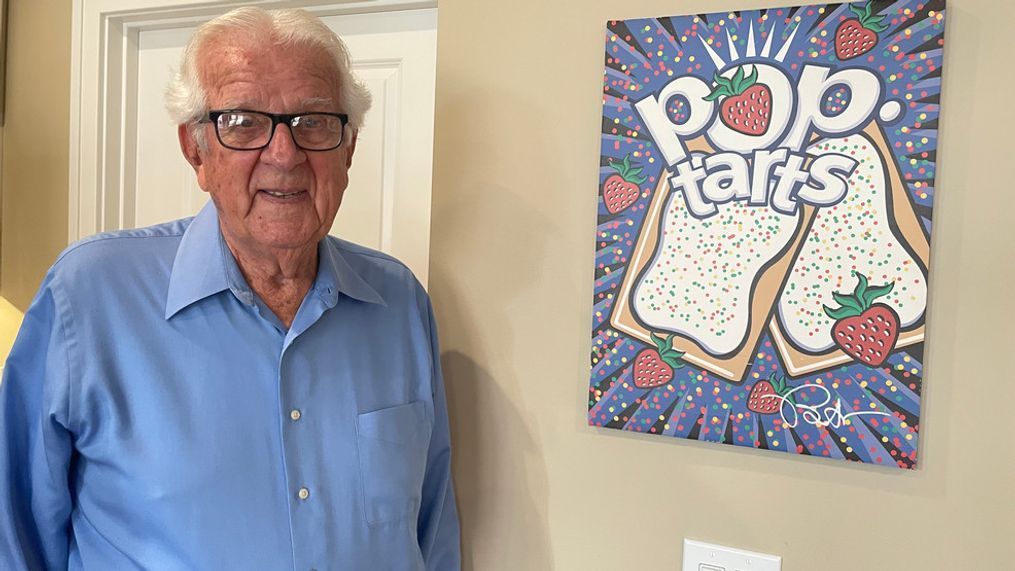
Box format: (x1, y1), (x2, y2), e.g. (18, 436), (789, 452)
(199, 109), (349, 151)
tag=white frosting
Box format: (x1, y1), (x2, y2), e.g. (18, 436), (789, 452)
(632, 186), (799, 356)
(776, 134), (928, 352)
(879, 100), (903, 123)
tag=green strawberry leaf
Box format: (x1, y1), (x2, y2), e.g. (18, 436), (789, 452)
(713, 72), (733, 89)
(742, 65), (758, 91)
(862, 281), (895, 307)
(660, 347), (685, 369)
(852, 272), (869, 305)
(650, 332), (669, 354)
(625, 168), (646, 184)
(608, 158), (623, 175)
(730, 66), (745, 94)
(823, 304), (860, 320)
(832, 292), (863, 314)
(703, 84), (734, 102)
(848, 3), (864, 18)
(770, 375), (796, 406)
(862, 11), (888, 31)
(610, 154), (639, 178)
(862, 1), (872, 21)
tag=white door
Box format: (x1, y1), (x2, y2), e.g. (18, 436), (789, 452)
(76, 3), (437, 287)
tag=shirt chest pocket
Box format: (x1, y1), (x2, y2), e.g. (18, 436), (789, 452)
(356, 401), (432, 525)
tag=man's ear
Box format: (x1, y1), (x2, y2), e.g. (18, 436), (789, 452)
(179, 123), (211, 191)
(178, 123), (203, 170)
(345, 129), (358, 169)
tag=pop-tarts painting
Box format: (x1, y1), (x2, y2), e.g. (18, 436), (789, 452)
(589, 1), (945, 469)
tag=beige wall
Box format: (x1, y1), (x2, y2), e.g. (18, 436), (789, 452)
(0, 0), (1012, 569)
(1, 0), (72, 310)
(431, 0), (1014, 569)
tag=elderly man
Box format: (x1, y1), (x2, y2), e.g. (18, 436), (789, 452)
(0, 7), (459, 570)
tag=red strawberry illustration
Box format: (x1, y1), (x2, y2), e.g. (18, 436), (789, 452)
(703, 65), (771, 136)
(835, 2), (889, 61)
(632, 333), (685, 389)
(602, 154), (647, 214)
(747, 374), (794, 415)
(823, 273), (900, 367)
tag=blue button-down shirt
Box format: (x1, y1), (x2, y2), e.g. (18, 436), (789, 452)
(0, 203), (460, 570)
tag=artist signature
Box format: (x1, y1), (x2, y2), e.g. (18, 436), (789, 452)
(770, 384), (890, 429)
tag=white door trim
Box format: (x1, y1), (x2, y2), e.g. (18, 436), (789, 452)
(69, 0), (437, 242)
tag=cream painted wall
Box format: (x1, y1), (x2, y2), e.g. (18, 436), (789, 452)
(430, 0), (1014, 569)
(0, 0), (1011, 569)
(1, 0), (72, 310)
(0, 296), (24, 362)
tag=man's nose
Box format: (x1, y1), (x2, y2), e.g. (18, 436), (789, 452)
(260, 123), (307, 169)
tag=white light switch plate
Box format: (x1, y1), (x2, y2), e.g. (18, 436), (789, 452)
(682, 539), (781, 571)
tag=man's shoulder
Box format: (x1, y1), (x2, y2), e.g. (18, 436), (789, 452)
(325, 236), (425, 296)
(49, 218), (193, 283)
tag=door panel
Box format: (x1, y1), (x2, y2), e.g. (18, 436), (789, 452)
(135, 27), (207, 229)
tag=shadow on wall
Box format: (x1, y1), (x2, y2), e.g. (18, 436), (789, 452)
(442, 350), (554, 570)
(429, 63), (568, 567)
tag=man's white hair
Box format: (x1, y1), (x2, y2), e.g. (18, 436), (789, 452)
(165, 7), (372, 133)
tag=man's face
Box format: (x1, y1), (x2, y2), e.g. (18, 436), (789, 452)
(180, 37), (356, 257)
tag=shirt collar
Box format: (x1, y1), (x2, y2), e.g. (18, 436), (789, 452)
(315, 235), (386, 308)
(165, 202), (231, 319)
(165, 202), (385, 320)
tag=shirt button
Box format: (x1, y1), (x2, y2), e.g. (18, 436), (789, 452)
(290, 409), (302, 421)
(298, 487), (310, 500)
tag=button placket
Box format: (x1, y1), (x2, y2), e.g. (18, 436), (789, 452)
(278, 317), (336, 569)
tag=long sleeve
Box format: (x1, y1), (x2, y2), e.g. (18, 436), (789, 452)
(0, 282), (75, 571)
(417, 296), (461, 570)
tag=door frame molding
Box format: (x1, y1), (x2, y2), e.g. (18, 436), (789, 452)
(69, 0), (436, 241)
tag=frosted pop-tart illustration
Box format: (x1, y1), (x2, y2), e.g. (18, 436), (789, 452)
(589, 1), (945, 469)
(772, 126), (930, 374)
